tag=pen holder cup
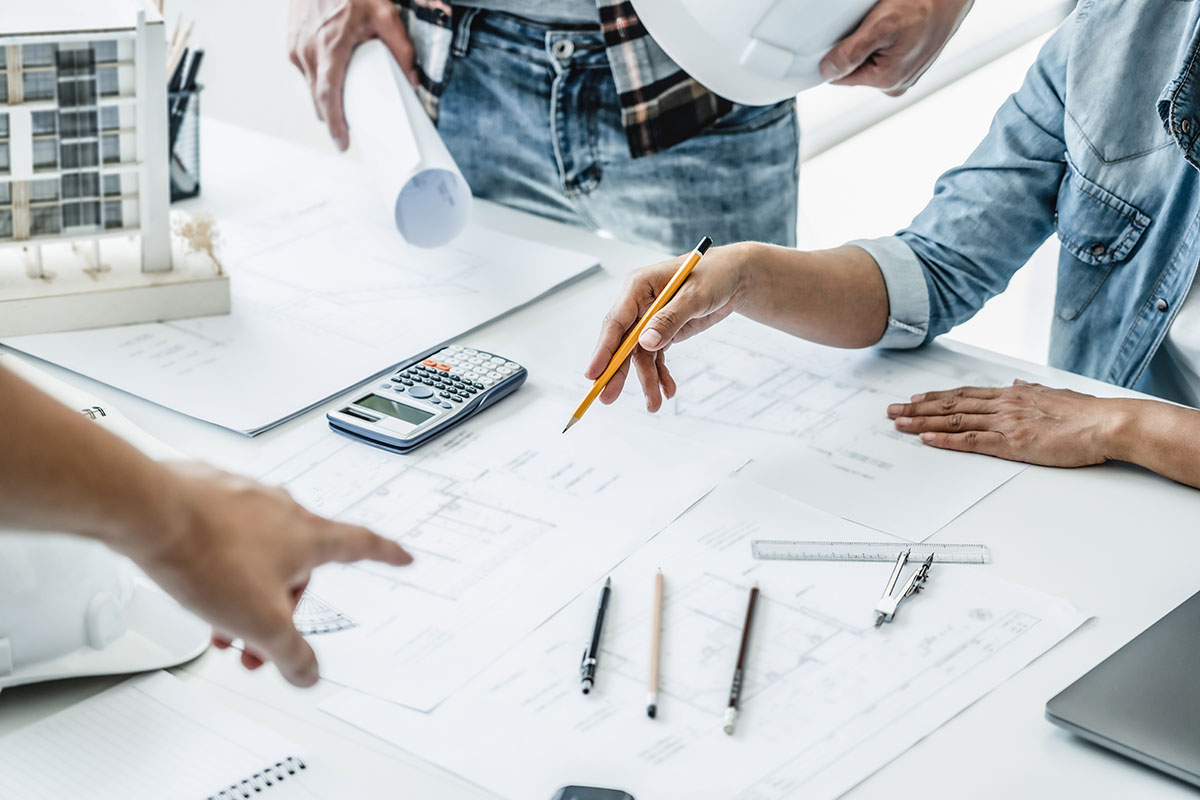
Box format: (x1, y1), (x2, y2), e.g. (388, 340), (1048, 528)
(168, 86), (201, 202)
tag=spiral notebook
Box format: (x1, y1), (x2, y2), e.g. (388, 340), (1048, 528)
(0, 671), (372, 800)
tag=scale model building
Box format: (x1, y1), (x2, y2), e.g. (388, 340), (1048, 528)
(0, 0), (227, 336)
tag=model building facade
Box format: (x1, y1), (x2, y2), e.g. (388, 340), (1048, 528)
(0, 6), (170, 273)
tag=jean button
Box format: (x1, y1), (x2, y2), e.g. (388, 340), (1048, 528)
(1182, 118), (1193, 135)
(552, 39), (575, 60)
(1089, 242), (1106, 257)
(1157, 298), (1170, 313)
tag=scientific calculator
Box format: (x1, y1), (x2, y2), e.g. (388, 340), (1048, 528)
(327, 345), (527, 453)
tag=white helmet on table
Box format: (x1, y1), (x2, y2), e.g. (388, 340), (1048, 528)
(0, 532), (210, 692)
(630, 0), (878, 105)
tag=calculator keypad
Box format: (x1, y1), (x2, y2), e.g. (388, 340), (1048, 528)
(383, 346), (521, 411)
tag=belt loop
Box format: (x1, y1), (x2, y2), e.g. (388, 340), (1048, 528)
(452, 7), (480, 58)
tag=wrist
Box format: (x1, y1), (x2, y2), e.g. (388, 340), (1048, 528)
(1100, 398), (1150, 464)
(99, 460), (196, 566)
(725, 241), (767, 315)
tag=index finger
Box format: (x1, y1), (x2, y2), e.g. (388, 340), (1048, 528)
(317, 48), (352, 150)
(907, 386), (1005, 404)
(586, 295), (642, 381)
(887, 395), (1000, 419)
(585, 261), (678, 380)
(315, 521), (413, 567)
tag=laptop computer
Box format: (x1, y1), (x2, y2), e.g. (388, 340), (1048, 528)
(1046, 588), (1200, 787)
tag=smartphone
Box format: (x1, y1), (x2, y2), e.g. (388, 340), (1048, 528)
(551, 787), (635, 800)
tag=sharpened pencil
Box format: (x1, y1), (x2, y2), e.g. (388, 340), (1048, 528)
(647, 569), (663, 719)
(564, 236), (712, 432)
(724, 582), (760, 735)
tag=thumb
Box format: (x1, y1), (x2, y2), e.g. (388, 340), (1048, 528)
(258, 611), (320, 687)
(638, 290), (707, 352)
(820, 28), (879, 80)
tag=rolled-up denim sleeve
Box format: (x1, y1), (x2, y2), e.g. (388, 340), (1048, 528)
(857, 21), (1073, 347)
(848, 236), (930, 348)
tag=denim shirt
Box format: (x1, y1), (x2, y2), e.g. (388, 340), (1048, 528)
(855, 0), (1200, 400)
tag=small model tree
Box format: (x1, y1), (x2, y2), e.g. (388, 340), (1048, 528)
(173, 212), (224, 276)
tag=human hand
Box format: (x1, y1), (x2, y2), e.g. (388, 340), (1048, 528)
(119, 462), (412, 687)
(585, 245), (751, 412)
(288, 0), (417, 150)
(819, 0), (974, 96)
(886, 380), (1125, 467)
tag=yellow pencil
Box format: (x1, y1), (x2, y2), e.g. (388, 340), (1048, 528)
(563, 235), (712, 433)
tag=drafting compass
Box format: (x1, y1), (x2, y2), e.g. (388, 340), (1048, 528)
(874, 548), (934, 627)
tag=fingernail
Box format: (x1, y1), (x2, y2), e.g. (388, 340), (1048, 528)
(640, 329), (663, 349)
(895, 416), (912, 427)
(920, 432), (936, 442)
(910, 393), (925, 402)
(887, 403), (903, 416)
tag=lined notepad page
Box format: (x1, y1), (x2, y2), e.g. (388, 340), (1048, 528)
(0, 671), (357, 799)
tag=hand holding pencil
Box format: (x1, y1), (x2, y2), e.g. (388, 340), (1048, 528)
(577, 237), (731, 425)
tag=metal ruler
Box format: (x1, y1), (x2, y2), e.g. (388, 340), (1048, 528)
(751, 539), (992, 565)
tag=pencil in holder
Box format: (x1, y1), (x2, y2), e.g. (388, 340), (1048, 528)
(168, 85), (201, 201)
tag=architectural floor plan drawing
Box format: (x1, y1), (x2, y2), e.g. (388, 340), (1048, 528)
(629, 317), (1032, 540)
(322, 479), (1087, 799)
(249, 384), (747, 711)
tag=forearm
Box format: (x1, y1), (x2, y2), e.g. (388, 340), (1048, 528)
(734, 242), (891, 349)
(1108, 398), (1200, 489)
(0, 365), (182, 556)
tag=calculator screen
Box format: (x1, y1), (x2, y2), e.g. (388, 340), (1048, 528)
(356, 394), (436, 425)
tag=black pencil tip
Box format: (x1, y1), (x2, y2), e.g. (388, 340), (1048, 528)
(647, 705), (657, 719)
(696, 236), (713, 255)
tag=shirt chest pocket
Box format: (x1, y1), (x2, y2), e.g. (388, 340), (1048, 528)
(1054, 163), (1151, 322)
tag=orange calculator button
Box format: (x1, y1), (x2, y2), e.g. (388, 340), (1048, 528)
(436, 363), (452, 371)
(422, 359), (438, 367)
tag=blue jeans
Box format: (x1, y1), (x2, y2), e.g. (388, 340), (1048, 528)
(436, 9), (800, 254)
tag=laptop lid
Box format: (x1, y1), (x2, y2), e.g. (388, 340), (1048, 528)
(1046, 588), (1200, 787)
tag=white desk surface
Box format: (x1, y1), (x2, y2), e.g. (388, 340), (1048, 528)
(2, 198), (1199, 800)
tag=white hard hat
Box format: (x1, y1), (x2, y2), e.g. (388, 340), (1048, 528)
(631, 0), (878, 105)
(0, 532), (210, 691)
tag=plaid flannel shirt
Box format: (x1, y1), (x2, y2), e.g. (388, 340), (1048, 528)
(395, 0), (733, 158)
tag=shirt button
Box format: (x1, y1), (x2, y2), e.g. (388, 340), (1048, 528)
(1156, 298), (1170, 313)
(1182, 118), (1193, 135)
(552, 39), (575, 60)
(1090, 242), (1107, 257)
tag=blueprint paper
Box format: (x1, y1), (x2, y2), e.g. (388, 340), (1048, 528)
(244, 381), (749, 711)
(322, 478), (1088, 799)
(3, 126), (599, 434)
(343, 40), (471, 248)
(603, 316), (1033, 540)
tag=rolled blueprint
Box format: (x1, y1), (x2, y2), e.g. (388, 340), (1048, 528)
(343, 40), (472, 248)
